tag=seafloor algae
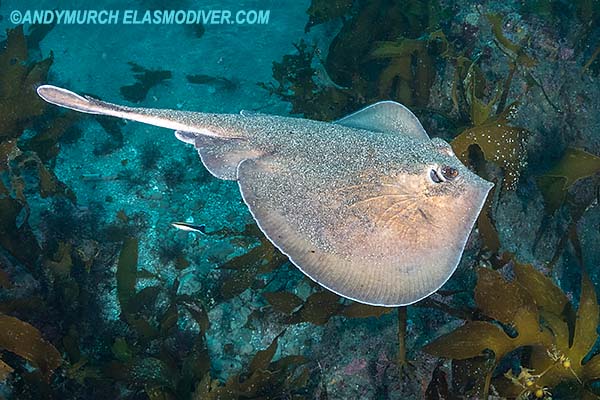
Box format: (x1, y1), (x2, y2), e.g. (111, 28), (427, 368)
(194, 333), (310, 400)
(447, 16), (535, 192)
(304, 0), (353, 32)
(262, 0), (448, 120)
(0, 25), (77, 204)
(264, 289), (395, 325)
(259, 39), (350, 121)
(486, 13), (537, 69)
(537, 147), (600, 214)
(120, 62), (172, 103)
(21, 111), (80, 163)
(0, 267), (11, 289)
(451, 102), (529, 191)
(139, 142), (163, 171)
(323, 0), (445, 91)
(262, 291), (304, 315)
(0, 194), (42, 271)
(116, 236), (139, 314)
(217, 228), (288, 301)
(369, 34), (442, 108)
(0, 25), (52, 139)
(424, 262), (600, 399)
(0, 313), (62, 381)
(186, 74), (238, 91)
(535, 147), (600, 271)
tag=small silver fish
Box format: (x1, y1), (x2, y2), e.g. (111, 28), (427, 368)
(37, 85), (492, 307)
(171, 222), (206, 234)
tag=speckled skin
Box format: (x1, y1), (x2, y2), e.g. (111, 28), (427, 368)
(37, 85), (492, 306)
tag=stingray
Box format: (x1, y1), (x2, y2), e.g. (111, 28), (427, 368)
(37, 85), (493, 307)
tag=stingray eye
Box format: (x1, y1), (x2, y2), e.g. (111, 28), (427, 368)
(441, 165), (459, 180)
(430, 169), (444, 183)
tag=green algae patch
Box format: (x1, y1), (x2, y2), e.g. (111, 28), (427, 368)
(0, 313), (62, 380)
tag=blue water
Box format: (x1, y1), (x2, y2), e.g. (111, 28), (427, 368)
(0, 1), (600, 399)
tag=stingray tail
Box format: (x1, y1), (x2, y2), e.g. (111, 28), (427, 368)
(38, 85), (132, 116)
(36, 85), (240, 138)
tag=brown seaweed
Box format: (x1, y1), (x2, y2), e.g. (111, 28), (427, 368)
(424, 364), (451, 400)
(186, 74), (238, 91)
(535, 148), (600, 270)
(424, 262), (600, 398)
(537, 147), (600, 214)
(369, 35), (440, 107)
(304, 0), (353, 32)
(218, 232), (288, 300)
(0, 25), (77, 221)
(26, 21), (55, 53)
(21, 112), (80, 162)
(486, 13), (536, 68)
(0, 267), (11, 289)
(0, 196), (42, 270)
(116, 237), (139, 314)
(120, 62), (172, 103)
(0, 25), (52, 139)
(0, 359), (14, 382)
(451, 100), (529, 192)
(0, 313), (62, 380)
(324, 0), (444, 89)
(193, 332), (309, 400)
(262, 0), (447, 121)
(44, 242), (73, 277)
(264, 287), (394, 325)
(259, 40), (351, 121)
(263, 291), (304, 315)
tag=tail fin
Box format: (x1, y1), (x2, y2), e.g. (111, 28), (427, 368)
(37, 85), (106, 115)
(36, 85), (240, 138)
